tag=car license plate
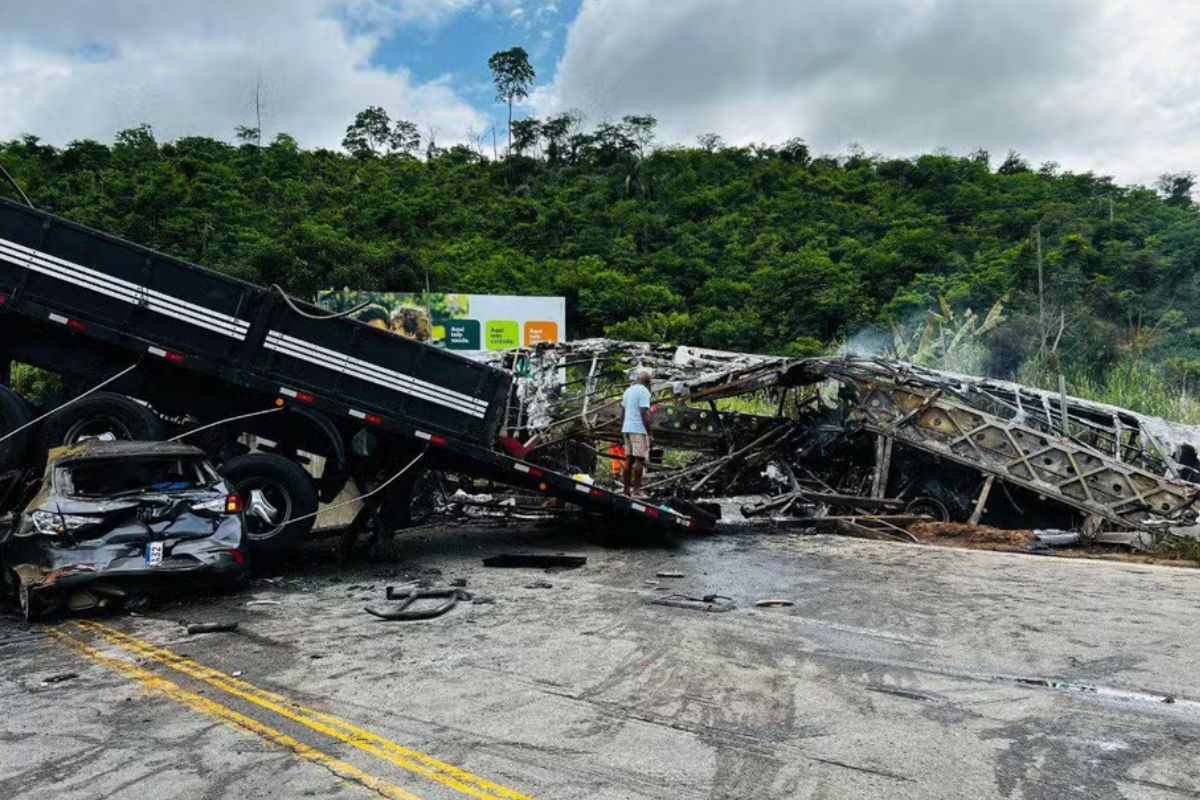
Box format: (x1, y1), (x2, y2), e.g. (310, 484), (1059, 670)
(144, 542), (164, 566)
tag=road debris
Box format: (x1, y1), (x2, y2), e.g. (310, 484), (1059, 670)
(482, 553), (587, 569)
(1031, 530), (1082, 548)
(655, 570), (685, 578)
(496, 339), (1200, 558)
(754, 598), (795, 608)
(364, 586), (471, 620)
(40, 672), (78, 685)
(650, 593), (736, 612)
(186, 621), (240, 635)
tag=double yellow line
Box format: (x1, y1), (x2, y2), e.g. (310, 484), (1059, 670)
(53, 621), (533, 800)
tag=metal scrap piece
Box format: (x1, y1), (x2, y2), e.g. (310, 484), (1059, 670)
(650, 593), (735, 612)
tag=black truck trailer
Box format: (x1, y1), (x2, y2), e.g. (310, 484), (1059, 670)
(0, 195), (708, 559)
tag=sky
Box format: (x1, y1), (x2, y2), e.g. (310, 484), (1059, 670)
(1, 0), (1198, 185)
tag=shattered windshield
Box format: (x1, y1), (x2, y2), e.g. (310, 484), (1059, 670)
(60, 457), (217, 497)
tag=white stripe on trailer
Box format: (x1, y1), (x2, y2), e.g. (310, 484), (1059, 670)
(348, 409), (367, 420)
(267, 330), (489, 411)
(0, 236), (249, 340)
(48, 312), (69, 325)
(514, 463), (532, 474)
(263, 335), (484, 418)
(0, 241), (247, 339)
(266, 331), (489, 413)
(0, 252), (245, 339)
(263, 330), (489, 419)
(148, 346), (167, 357)
(574, 483), (593, 494)
(0, 237), (252, 334)
(414, 430), (433, 441)
(631, 502), (647, 513)
(279, 387), (299, 398)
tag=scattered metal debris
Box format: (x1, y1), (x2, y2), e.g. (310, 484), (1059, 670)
(655, 570), (684, 578)
(1031, 530), (1082, 548)
(754, 598), (795, 608)
(364, 586), (471, 620)
(650, 593), (736, 612)
(495, 340), (1200, 551)
(186, 621), (240, 635)
(482, 553), (587, 569)
(40, 672), (78, 685)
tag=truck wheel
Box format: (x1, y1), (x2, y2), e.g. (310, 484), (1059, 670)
(37, 392), (164, 450)
(219, 453), (318, 562)
(0, 385), (32, 471)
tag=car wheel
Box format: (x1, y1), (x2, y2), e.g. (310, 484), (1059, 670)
(219, 453), (318, 562)
(37, 392), (164, 451)
(0, 385), (33, 471)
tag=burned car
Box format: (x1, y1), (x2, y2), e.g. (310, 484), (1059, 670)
(1, 441), (247, 620)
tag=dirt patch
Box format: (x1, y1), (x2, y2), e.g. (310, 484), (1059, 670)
(906, 521), (1200, 568)
(908, 522), (1034, 549)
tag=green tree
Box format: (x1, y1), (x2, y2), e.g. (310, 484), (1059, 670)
(342, 106), (393, 157)
(697, 133), (723, 152)
(540, 112), (578, 164)
(389, 119), (421, 156)
(487, 47), (535, 154)
(621, 115), (656, 157)
(234, 125), (261, 146)
(510, 118), (540, 156)
(1157, 172), (1195, 208)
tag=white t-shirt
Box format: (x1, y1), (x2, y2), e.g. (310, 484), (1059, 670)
(622, 384), (651, 434)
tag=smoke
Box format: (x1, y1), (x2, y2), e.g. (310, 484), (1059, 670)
(838, 324), (895, 359)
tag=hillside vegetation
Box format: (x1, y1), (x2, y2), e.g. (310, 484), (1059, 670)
(3, 119), (1200, 416)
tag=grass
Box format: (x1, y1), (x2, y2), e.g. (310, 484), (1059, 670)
(1017, 358), (1200, 424)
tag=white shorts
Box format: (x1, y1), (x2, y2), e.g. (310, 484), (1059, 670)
(623, 433), (650, 459)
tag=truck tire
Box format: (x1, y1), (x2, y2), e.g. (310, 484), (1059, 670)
(219, 453), (318, 562)
(36, 392), (164, 451)
(0, 385), (32, 471)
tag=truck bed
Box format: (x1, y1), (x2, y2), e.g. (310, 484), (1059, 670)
(0, 196), (712, 533)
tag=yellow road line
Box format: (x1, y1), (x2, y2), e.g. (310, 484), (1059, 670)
(47, 628), (422, 800)
(76, 621), (533, 800)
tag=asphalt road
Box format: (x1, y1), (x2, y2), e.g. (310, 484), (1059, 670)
(3, 525), (1200, 799)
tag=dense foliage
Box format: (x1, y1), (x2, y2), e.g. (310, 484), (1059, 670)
(3, 117), (1200, 396)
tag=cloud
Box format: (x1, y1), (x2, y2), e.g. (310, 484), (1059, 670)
(0, 0), (486, 149)
(540, 0), (1200, 185)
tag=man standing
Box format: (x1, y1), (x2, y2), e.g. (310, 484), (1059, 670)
(621, 368), (653, 496)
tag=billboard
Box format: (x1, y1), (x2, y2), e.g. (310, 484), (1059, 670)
(315, 291), (566, 356)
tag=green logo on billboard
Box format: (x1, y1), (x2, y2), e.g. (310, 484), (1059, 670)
(446, 320), (481, 350)
(485, 320), (519, 350)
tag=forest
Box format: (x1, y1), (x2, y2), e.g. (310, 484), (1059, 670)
(3, 105), (1200, 419)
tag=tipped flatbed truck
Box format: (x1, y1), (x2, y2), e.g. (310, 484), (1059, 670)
(0, 195), (710, 561)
